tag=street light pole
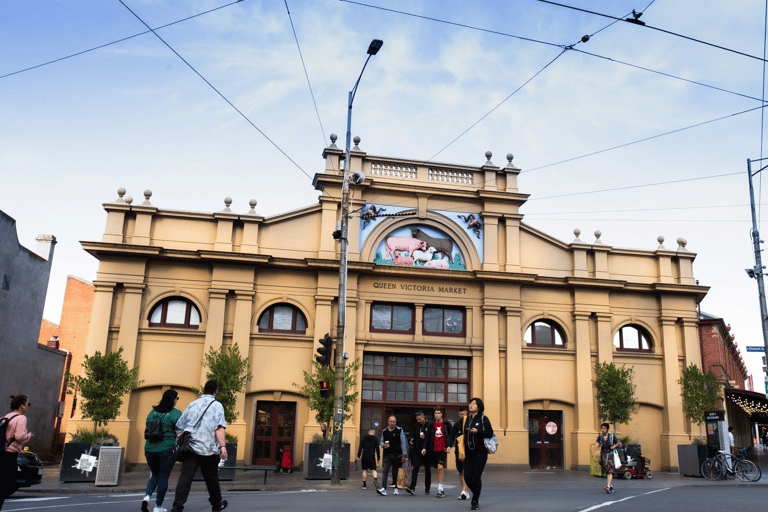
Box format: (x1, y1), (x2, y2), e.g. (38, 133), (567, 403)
(332, 39), (382, 485)
(747, 159), (768, 386)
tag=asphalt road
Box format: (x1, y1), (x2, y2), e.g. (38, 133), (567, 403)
(4, 482), (765, 512)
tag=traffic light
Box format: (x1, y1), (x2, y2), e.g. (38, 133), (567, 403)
(316, 333), (333, 367)
(320, 380), (330, 398)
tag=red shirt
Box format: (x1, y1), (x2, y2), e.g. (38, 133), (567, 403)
(433, 420), (446, 452)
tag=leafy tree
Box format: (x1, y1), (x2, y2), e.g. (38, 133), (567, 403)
(593, 361), (636, 431)
(678, 363), (722, 437)
(68, 346), (141, 427)
(294, 359), (361, 429)
(199, 344), (252, 425)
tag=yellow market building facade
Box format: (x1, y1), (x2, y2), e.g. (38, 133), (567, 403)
(74, 138), (707, 472)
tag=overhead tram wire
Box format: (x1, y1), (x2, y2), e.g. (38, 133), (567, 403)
(0, 0), (247, 80)
(284, 0), (327, 148)
(117, 0), (313, 183)
(524, 104), (768, 174)
(537, 0), (768, 63)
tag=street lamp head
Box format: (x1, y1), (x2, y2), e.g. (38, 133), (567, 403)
(367, 39), (383, 55)
(746, 268), (756, 279)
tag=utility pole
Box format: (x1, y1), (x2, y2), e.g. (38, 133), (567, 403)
(332, 39), (383, 485)
(746, 158), (768, 385)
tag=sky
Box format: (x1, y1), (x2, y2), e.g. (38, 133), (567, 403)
(3, 0), (768, 386)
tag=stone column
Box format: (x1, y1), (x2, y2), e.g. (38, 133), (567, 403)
(202, 289), (228, 385)
(83, 280), (117, 356)
(596, 313), (613, 364)
(113, 283), (145, 445)
(504, 308), (528, 465)
(659, 316), (686, 471)
(504, 215), (522, 273)
(482, 214), (500, 271)
(571, 311), (596, 470)
(229, 290), (254, 462)
(482, 306), (501, 421)
(681, 317), (701, 367)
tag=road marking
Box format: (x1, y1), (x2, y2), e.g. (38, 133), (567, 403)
(5, 499), (146, 511)
(9, 497), (67, 503)
(580, 487), (671, 511)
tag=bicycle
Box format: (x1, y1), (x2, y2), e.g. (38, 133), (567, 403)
(701, 447), (761, 482)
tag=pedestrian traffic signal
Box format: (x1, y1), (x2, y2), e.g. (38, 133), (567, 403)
(320, 380), (330, 398)
(316, 333), (333, 367)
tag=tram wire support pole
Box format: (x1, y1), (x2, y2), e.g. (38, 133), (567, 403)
(332, 39), (383, 485)
(746, 158), (768, 376)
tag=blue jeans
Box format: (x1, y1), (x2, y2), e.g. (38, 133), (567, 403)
(145, 448), (176, 506)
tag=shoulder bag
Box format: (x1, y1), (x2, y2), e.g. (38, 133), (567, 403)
(456, 416), (467, 462)
(481, 415), (499, 454)
(175, 399), (215, 460)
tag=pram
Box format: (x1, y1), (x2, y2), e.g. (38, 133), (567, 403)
(620, 445), (652, 479)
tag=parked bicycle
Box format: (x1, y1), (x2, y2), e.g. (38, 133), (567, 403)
(701, 447), (761, 482)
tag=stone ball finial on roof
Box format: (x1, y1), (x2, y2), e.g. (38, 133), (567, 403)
(485, 151), (493, 165)
(125, 196), (133, 205)
(677, 237), (688, 251)
(353, 135), (361, 150)
(573, 228), (582, 243)
(223, 197), (232, 213)
(330, 133), (338, 143)
(116, 187), (126, 203)
(506, 153), (515, 168)
(143, 189), (152, 205)
(248, 199), (257, 214)
(594, 230), (602, 244)
(657, 235), (666, 250)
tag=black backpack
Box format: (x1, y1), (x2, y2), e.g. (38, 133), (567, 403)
(144, 411), (166, 442)
(0, 414), (19, 450)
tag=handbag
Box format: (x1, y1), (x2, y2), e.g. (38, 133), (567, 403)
(144, 411), (167, 442)
(481, 415), (498, 454)
(175, 399), (215, 460)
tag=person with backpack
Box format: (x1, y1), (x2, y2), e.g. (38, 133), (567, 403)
(456, 397), (493, 511)
(142, 389), (182, 512)
(594, 422), (622, 494)
(0, 394), (34, 509)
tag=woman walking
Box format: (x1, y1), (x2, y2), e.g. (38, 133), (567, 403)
(142, 390), (182, 512)
(459, 397), (493, 510)
(594, 422), (621, 494)
(0, 395), (34, 509)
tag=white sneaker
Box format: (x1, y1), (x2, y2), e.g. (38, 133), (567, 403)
(393, 488), (399, 495)
(153, 508), (167, 512)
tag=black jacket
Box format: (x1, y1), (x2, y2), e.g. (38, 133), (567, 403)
(424, 419), (453, 452)
(357, 433), (380, 462)
(457, 414), (493, 455)
(410, 420), (430, 454)
(381, 426), (407, 458)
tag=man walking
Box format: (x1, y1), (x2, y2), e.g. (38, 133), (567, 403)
(171, 380), (228, 512)
(405, 411), (431, 495)
(356, 428), (381, 489)
(452, 406), (470, 500)
(377, 415), (407, 496)
(426, 407), (451, 498)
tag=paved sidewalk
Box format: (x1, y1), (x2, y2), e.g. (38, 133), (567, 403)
(14, 459), (767, 497)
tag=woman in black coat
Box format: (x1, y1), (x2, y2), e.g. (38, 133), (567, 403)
(458, 397), (493, 510)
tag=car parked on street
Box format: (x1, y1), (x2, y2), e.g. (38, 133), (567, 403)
(14, 449), (44, 491)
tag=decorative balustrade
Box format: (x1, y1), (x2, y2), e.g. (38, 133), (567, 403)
(428, 168), (474, 184)
(370, 162), (417, 179)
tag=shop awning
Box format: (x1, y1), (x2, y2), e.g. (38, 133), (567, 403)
(726, 388), (768, 418)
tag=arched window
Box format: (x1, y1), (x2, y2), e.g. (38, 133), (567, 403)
(614, 325), (653, 352)
(524, 319), (565, 348)
(149, 297), (201, 329)
(258, 304), (307, 334)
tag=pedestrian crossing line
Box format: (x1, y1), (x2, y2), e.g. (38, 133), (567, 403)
(580, 487), (671, 511)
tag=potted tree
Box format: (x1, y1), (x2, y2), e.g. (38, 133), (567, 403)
(294, 359), (360, 479)
(60, 347), (140, 482)
(676, 364), (722, 476)
(195, 344), (251, 481)
(592, 362), (636, 475)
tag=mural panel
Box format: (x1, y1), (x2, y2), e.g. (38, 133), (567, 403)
(373, 225), (466, 270)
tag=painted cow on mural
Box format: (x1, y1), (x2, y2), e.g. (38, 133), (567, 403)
(410, 228), (454, 263)
(384, 236), (427, 261)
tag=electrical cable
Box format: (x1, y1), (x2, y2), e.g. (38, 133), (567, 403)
(0, 0), (246, 80)
(284, 0), (327, 148)
(117, 0), (313, 182)
(528, 172), (741, 201)
(523, 104), (768, 173)
(538, 0), (768, 63)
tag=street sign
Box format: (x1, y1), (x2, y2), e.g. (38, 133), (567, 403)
(747, 346), (766, 352)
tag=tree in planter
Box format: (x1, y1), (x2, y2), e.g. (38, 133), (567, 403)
(593, 361), (636, 432)
(199, 344), (252, 442)
(294, 359), (362, 438)
(678, 363), (722, 438)
(67, 346), (141, 440)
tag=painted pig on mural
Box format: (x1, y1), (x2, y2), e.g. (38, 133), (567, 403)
(384, 236), (427, 261)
